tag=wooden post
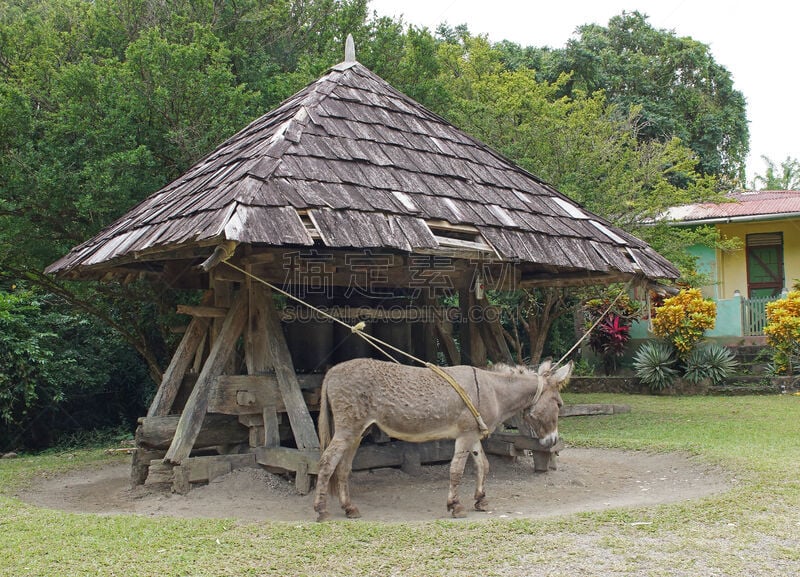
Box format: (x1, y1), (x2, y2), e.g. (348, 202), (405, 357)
(147, 316), (210, 417)
(475, 295), (514, 365)
(434, 318), (460, 365)
(262, 286), (320, 450)
(164, 291), (249, 465)
(459, 279), (487, 366)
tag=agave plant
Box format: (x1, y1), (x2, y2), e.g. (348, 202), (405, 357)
(633, 341), (679, 391)
(684, 344), (738, 385)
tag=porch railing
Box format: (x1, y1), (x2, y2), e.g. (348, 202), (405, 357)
(742, 296), (776, 336)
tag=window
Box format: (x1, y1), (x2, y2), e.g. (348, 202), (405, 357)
(746, 232), (784, 298)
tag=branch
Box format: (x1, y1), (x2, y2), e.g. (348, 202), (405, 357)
(20, 269), (164, 385)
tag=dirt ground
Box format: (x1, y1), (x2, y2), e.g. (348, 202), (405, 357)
(17, 447), (732, 523)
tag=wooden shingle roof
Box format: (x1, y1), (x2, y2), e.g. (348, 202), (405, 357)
(46, 58), (678, 283)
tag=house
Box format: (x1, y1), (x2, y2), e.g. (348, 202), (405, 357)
(638, 190), (800, 341)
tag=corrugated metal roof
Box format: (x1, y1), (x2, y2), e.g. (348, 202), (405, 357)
(664, 190), (800, 222)
(46, 59), (678, 282)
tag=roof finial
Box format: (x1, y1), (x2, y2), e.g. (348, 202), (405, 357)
(345, 34), (356, 63)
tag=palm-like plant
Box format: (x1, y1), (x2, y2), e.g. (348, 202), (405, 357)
(633, 341), (679, 391)
(684, 344), (738, 385)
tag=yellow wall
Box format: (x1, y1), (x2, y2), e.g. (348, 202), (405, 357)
(716, 217), (800, 298)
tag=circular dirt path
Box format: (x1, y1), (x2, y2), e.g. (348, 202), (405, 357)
(17, 448), (731, 523)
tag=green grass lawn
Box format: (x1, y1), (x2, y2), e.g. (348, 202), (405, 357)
(2, 393), (799, 577)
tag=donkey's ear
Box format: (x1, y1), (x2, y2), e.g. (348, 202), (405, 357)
(537, 358), (553, 375)
(552, 361), (573, 386)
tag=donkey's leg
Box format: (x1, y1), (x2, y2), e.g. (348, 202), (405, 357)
(313, 435), (352, 522)
(446, 436), (473, 518)
(335, 439), (362, 519)
(470, 441), (490, 511)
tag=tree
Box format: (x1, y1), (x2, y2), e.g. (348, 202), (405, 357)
(752, 155), (800, 190)
(540, 11), (749, 186)
(434, 35), (719, 229)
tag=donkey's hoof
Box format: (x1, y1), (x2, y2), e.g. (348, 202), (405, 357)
(448, 503), (467, 518)
(474, 498), (490, 512)
(345, 505), (361, 519)
(316, 510), (331, 522)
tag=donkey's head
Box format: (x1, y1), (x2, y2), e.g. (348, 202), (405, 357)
(522, 360), (573, 448)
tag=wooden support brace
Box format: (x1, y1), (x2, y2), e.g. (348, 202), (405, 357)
(163, 291), (249, 464)
(147, 316), (210, 417)
(475, 295), (514, 365)
(262, 286), (320, 450)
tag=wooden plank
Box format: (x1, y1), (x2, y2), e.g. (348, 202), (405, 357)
(147, 316), (210, 417)
(490, 433), (565, 453)
(245, 277), (274, 374)
(262, 286), (320, 450)
(183, 453), (257, 483)
(559, 404), (631, 417)
(131, 448), (165, 486)
(483, 437), (519, 458)
(207, 374), (282, 414)
(263, 407), (281, 448)
(256, 447), (320, 474)
(164, 291), (249, 464)
(256, 440), (457, 478)
(136, 414), (249, 450)
(176, 305), (229, 318)
(207, 373), (324, 415)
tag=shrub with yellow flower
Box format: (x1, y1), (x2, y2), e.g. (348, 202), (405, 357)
(763, 290), (800, 375)
(651, 288), (716, 360)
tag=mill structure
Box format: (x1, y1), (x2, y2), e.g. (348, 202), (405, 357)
(47, 38), (678, 493)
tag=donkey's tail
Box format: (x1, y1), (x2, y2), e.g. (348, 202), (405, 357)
(316, 377), (338, 495)
(318, 378), (332, 451)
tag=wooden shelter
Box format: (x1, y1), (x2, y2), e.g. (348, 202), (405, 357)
(47, 40), (678, 493)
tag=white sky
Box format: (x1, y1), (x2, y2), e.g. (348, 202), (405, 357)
(369, 0), (797, 186)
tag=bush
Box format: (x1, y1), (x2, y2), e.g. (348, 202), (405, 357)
(633, 341), (679, 391)
(684, 344), (738, 385)
(651, 288), (716, 360)
(583, 290), (641, 375)
(0, 289), (150, 450)
(763, 289), (800, 375)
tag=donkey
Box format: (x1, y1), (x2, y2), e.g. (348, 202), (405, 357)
(313, 358), (572, 521)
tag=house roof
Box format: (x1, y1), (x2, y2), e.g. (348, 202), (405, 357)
(663, 190), (800, 223)
(46, 58), (678, 283)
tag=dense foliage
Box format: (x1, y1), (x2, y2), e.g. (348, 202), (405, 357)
(583, 289), (642, 375)
(764, 287), (800, 375)
(514, 11), (749, 186)
(0, 0), (751, 448)
(633, 289), (734, 392)
(0, 288), (150, 450)
(650, 288), (716, 359)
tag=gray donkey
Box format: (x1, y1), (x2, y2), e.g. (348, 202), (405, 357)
(313, 358), (572, 521)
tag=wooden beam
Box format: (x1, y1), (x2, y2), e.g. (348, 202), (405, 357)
(136, 414), (249, 450)
(262, 286), (320, 450)
(519, 271), (630, 288)
(147, 316), (210, 417)
(475, 295), (514, 365)
(164, 290), (249, 464)
(559, 403), (631, 417)
(176, 305), (228, 318)
(434, 318), (460, 365)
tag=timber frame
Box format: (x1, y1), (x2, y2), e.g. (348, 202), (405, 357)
(131, 243), (541, 494)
